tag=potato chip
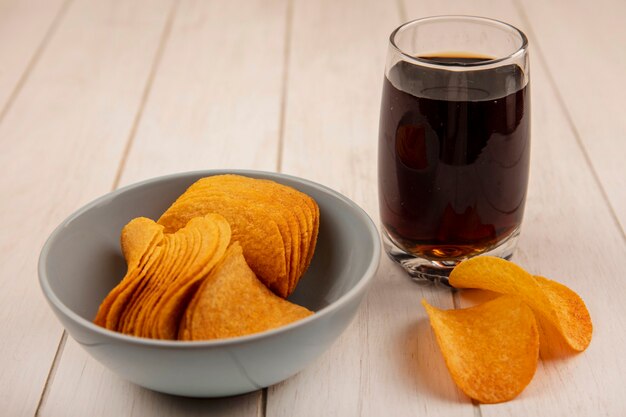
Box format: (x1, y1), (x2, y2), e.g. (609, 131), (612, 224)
(94, 214), (231, 340)
(534, 275), (593, 352)
(160, 191), (288, 291)
(449, 256), (592, 351)
(422, 296), (539, 403)
(301, 195), (319, 281)
(240, 176), (318, 295)
(142, 222), (204, 338)
(131, 234), (182, 337)
(112, 219), (187, 334)
(236, 178), (311, 283)
(94, 176), (320, 341)
(255, 178), (316, 294)
(105, 245), (162, 331)
(118, 217), (162, 267)
(179, 242), (313, 341)
(117, 237), (171, 334)
(133, 221), (200, 337)
(93, 218), (164, 328)
(162, 176), (301, 296)
(148, 214), (231, 340)
(157, 175), (319, 298)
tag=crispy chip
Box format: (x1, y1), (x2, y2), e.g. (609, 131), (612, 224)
(94, 214), (231, 339)
(148, 214), (231, 340)
(117, 237), (171, 334)
(93, 218), (164, 329)
(179, 242), (313, 341)
(136, 223), (200, 336)
(159, 191), (288, 293)
(157, 175), (319, 298)
(105, 245), (162, 331)
(94, 176), (319, 341)
(534, 275), (593, 352)
(120, 217), (164, 269)
(238, 177), (312, 292)
(449, 256), (592, 351)
(422, 296), (539, 403)
(131, 234), (182, 337)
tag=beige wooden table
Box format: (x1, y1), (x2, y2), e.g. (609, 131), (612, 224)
(2, 0), (625, 415)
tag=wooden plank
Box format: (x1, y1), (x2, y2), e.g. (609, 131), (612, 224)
(0, 0), (67, 112)
(267, 0), (473, 416)
(519, 0), (626, 234)
(40, 0), (288, 415)
(0, 0), (174, 415)
(42, 339), (260, 417)
(118, 0), (288, 183)
(399, 1), (626, 415)
(478, 44), (626, 417)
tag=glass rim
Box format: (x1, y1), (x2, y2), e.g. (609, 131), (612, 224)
(389, 15), (529, 69)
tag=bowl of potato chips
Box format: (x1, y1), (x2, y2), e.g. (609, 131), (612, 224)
(39, 170), (380, 397)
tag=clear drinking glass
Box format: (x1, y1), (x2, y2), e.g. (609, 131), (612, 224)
(378, 16), (530, 283)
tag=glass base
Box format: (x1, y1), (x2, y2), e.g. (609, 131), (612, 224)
(382, 228), (520, 286)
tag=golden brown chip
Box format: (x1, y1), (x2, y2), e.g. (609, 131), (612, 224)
(117, 236), (171, 334)
(179, 242), (313, 341)
(422, 296), (539, 403)
(449, 256), (593, 351)
(132, 234), (182, 337)
(231, 177), (309, 289)
(534, 275), (593, 352)
(150, 214), (231, 340)
(157, 175), (319, 298)
(120, 217), (164, 269)
(93, 218), (164, 329)
(95, 175), (320, 341)
(119, 232), (189, 336)
(285, 184), (319, 286)
(160, 192), (287, 291)
(143, 222), (204, 339)
(204, 174), (320, 290)
(255, 179), (313, 294)
(165, 176), (299, 294)
(105, 245), (162, 331)
(94, 214), (231, 340)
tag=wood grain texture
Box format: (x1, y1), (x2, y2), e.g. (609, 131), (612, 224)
(0, 0), (174, 415)
(118, 0), (288, 184)
(41, 338), (261, 417)
(267, 0), (472, 415)
(493, 57), (626, 416)
(400, 1), (626, 415)
(519, 0), (626, 234)
(1, 0), (624, 416)
(0, 0), (67, 112)
(40, 0), (288, 415)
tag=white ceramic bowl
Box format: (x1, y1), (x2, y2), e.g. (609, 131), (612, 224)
(39, 170), (380, 397)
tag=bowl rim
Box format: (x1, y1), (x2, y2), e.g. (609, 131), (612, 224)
(39, 169), (381, 348)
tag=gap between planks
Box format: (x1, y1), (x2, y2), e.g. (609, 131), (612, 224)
(267, 0), (295, 412)
(0, 0), (73, 125)
(33, 0), (180, 414)
(512, 0), (626, 243)
(0, 0), (74, 415)
(37, 1), (285, 414)
(395, 0), (408, 25)
(258, 388), (268, 417)
(34, 332), (68, 417)
(111, 0), (181, 190)
(275, 0), (294, 174)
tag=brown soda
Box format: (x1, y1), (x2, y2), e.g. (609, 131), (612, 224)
(378, 54), (530, 259)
